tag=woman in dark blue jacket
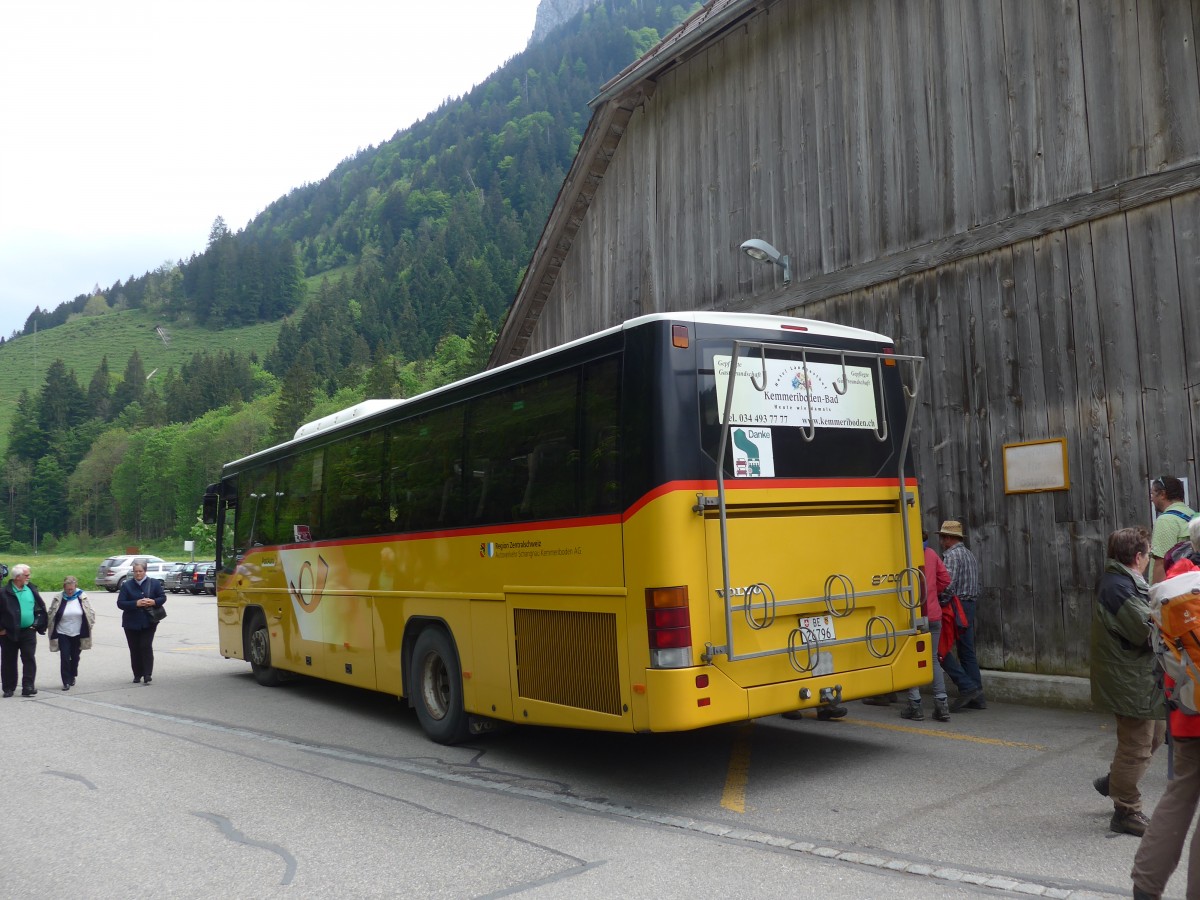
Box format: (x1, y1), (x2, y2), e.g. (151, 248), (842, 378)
(115, 559), (166, 684)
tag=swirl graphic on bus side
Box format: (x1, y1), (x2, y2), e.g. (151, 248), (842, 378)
(288, 555), (329, 613)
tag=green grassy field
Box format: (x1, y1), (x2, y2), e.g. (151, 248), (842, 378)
(0, 309), (284, 456)
(0, 261), (360, 457)
(14, 547), (211, 598)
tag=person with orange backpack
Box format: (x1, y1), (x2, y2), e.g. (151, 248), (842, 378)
(1132, 517), (1200, 899)
(1090, 526), (1166, 837)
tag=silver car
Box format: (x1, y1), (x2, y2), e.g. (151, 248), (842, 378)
(94, 555), (166, 592)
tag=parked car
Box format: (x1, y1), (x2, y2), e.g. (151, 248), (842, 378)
(170, 562), (199, 593)
(95, 555), (166, 592)
(164, 562), (189, 591)
(144, 561), (179, 586)
(202, 564), (217, 595)
(190, 564), (215, 595)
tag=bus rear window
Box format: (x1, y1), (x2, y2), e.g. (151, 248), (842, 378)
(699, 347), (905, 479)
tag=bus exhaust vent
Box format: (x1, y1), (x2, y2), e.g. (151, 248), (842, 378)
(514, 608), (622, 716)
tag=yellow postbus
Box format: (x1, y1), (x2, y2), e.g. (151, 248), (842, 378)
(204, 312), (929, 743)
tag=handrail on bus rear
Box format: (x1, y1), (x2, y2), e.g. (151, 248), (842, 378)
(708, 340), (926, 666)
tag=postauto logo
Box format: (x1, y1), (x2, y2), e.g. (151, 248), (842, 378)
(480, 542), (496, 558)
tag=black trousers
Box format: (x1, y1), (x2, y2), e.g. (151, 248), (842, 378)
(57, 634), (82, 685)
(1, 627), (38, 693)
(124, 626), (157, 681)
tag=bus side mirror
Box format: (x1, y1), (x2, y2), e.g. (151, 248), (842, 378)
(202, 493), (219, 525)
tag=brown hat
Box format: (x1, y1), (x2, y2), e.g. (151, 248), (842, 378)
(937, 520), (965, 539)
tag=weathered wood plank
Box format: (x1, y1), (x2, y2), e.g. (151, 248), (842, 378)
(1091, 215), (1147, 527)
(1078, 0), (1144, 186)
(1137, 0), (1200, 172)
(958, 1), (1013, 224)
(1127, 202), (1190, 476)
(1172, 189), (1200, 476)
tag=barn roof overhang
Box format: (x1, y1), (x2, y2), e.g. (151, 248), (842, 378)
(489, 0), (769, 367)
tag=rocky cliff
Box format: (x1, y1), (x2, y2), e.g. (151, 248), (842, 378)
(530, 0), (599, 46)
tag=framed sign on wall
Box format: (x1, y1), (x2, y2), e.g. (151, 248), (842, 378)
(1002, 438), (1069, 494)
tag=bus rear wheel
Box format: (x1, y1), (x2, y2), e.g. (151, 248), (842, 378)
(411, 627), (469, 744)
(247, 613), (284, 687)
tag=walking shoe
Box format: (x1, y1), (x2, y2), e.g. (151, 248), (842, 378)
(816, 705), (848, 721)
(1133, 885), (1161, 900)
(899, 700), (924, 720)
(1111, 807), (1151, 836)
(143, 676), (152, 685)
(965, 694), (988, 710)
(933, 699), (951, 721)
(861, 693), (897, 706)
(21, 688), (37, 697)
(1093, 773), (1110, 798)
(62, 684), (70, 691)
(949, 688), (982, 712)
(2, 691), (12, 698)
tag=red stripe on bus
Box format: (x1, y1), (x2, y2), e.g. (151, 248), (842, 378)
(248, 476), (915, 554)
(621, 477), (914, 519)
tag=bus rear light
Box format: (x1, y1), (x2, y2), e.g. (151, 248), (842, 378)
(884, 346), (896, 366)
(697, 697), (711, 707)
(695, 674), (709, 689)
(672, 325), (690, 348)
(646, 586), (692, 668)
(649, 607), (689, 629)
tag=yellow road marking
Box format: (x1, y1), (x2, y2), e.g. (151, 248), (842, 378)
(721, 724), (754, 813)
(831, 715), (1050, 751)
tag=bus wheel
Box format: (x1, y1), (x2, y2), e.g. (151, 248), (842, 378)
(247, 613), (284, 687)
(411, 627), (469, 744)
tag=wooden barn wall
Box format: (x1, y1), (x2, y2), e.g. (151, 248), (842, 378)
(522, 0), (1200, 675)
(801, 193), (1200, 676)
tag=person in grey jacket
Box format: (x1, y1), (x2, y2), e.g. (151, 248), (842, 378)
(1090, 526), (1165, 837)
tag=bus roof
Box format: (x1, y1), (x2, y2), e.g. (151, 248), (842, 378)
(224, 311), (893, 472)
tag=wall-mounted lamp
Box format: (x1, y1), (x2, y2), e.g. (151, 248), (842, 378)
(740, 238), (791, 285)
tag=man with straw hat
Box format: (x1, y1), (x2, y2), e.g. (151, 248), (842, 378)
(936, 519), (985, 711)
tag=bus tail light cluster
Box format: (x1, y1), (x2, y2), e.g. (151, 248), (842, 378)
(646, 586), (693, 668)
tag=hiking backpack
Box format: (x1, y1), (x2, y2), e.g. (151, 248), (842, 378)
(1149, 566), (1200, 715)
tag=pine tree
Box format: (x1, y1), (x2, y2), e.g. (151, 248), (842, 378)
(111, 350), (147, 411)
(88, 356), (112, 421)
(271, 347), (316, 442)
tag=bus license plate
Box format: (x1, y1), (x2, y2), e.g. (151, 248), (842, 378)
(798, 614), (836, 642)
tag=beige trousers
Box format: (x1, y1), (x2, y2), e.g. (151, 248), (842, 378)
(1109, 714), (1167, 812)
(1132, 736), (1200, 898)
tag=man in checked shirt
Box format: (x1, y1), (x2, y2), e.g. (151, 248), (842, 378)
(936, 519), (985, 712)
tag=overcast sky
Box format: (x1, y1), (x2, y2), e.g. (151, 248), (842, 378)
(0, 0), (543, 339)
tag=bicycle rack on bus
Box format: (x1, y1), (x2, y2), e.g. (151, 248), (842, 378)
(701, 339), (926, 668)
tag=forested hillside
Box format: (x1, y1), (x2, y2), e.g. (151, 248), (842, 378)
(0, 0), (697, 554)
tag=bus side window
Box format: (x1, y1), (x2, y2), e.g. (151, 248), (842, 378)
(276, 449), (323, 543)
(520, 438), (574, 519)
(439, 461), (464, 527)
(582, 355), (621, 514)
(590, 425), (621, 512)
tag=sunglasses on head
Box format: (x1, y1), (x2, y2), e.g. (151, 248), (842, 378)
(1153, 476), (1166, 492)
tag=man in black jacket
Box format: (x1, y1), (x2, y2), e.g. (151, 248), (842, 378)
(0, 563), (48, 697)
